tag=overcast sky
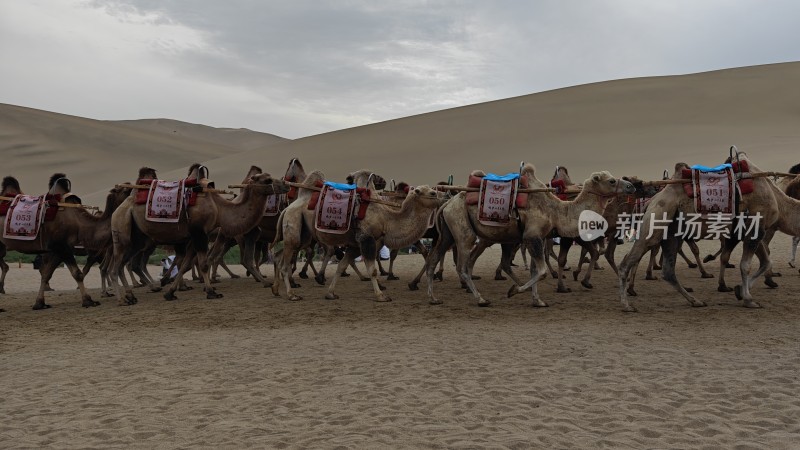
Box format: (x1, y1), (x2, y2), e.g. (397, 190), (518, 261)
(2, 0), (799, 138)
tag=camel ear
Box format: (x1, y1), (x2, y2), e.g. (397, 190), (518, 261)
(592, 174), (600, 182)
(414, 188), (421, 195)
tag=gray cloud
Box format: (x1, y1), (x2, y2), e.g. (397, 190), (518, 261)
(2, 0), (799, 138)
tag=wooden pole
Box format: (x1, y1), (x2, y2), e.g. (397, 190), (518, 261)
(115, 184), (235, 195)
(0, 196), (99, 210)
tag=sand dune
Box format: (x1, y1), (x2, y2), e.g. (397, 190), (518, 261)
(6, 63), (800, 207)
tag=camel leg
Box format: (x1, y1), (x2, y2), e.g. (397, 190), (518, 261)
(734, 238), (768, 308)
(0, 248), (8, 295)
(579, 241), (600, 289)
(425, 228), (452, 305)
(280, 247), (303, 301)
(645, 247), (659, 280)
(458, 239), (490, 306)
(386, 249), (400, 280)
(240, 229), (271, 287)
(603, 236), (619, 275)
(314, 245), (336, 285)
(497, 243), (526, 287)
(717, 237), (739, 292)
(555, 238), (572, 293)
(686, 240), (713, 278)
(521, 244), (529, 270)
(789, 236), (800, 269)
(678, 244), (697, 268)
(108, 229), (139, 306)
(324, 247), (360, 300)
(572, 245), (589, 281)
(58, 246), (100, 308)
(359, 236), (391, 302)
(32, 253), (63, 310)
(507, 238), (548, 307)
(660, 233), (705, 308)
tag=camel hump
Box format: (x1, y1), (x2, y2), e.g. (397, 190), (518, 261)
(2, 176), (21, 195)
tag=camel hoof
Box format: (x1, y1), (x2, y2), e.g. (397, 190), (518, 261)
(298, 271), (309, 279)
(387, 275), (399, 281)
(572, 270), (580, 281)
(703, 255), (715, 263)
(262, 281), (273, 288)
(701, 273), (714, 279)
(718, 285), (733, 293)
(789, 262), (796, 269)
(32, 303), (52, 310)
(359, 277), (370, 282)
(206, 291), (223, 299)
(687, 263), (698, 269)
(44, 286), (55, 292)
(626, 287), (638, 297)
(726, 263), (735, 268)
(645, 274), (658, 280)
(691, 301), (707, 308)
(507, 285), (519, 298)
(408, 282), (419, 291)
(743, 300), (763, 309)
(556, 286), (571, 293)
(178, 285), (193, 292)
(379, 270), (388, 276)
(433, 272), (443, 282)
(230, 274), (241, 279)
(495, 274), (507, 281)
(378, 284), (387, 291)
(429, 298), (443, 305)
(532, 301), (548, 308)
(376, 296), (392, 302)
(289, 294), (303, 301)
(764, 279), (778, 289)
(149, 285), (162, 292)
(340, 271), (351, 277)
(164, 292), (178, 301)
(653, 265), (662, 270)
(101, 291), (114, 298)
(685, 287), (694, 293)
(581, 280), (593, 289)
(125, 294), (138, 304)
(471, 275), (482, 280)
(325, 293), (339, 300)
(210, 279), (220, 284)
(290, 281), (301, 289)
(771, 272), (782, 278)
(82, 298), (100, 308)
(550, 271), (558, 279)
(622, 305), (638, 313)
(734, 285), (743, 301)
(477, 299), (491, 307)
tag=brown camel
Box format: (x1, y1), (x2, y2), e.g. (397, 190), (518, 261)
(426, 164), (634, 306)
(108, 164), (281, 305)
(617, 151), (796, 311)
(0, 175), (127, 309)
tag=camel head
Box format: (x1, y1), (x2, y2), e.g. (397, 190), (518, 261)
(789, 163), (800, 175)
(671, 162), (690, 179)
(245, 172), (283, 195)
(622, 176), (658, 198)
(520, 163), (547, 189)
(583, 171), (635, 196)
(187, 163), (210, 181)
(48, 173), (71, 195)
(138, 167), (158, 180)
(347, 170), (383, 191)
(395, 181), (410, 194)
(243, 165), (262, 184)
(1, 176), (22, 196)
(408, 185), (443, 207)
(284, 158), (306, 182)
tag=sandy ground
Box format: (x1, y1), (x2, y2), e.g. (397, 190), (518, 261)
(1, 236), (798, 448)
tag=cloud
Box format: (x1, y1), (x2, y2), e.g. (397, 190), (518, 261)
(2, 0), (800, 138)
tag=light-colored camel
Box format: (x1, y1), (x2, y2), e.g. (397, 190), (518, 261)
(426, 164), (634, 306)
(272, 170), (441, 302)
(108, 164), (280, 305)
(0, 175), (127, 309)
(617, 152), (796, 311)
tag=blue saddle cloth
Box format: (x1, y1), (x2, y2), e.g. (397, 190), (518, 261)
(690, 163), (731, 172)
(484, 172), (520, 182)
(324, 181), (357, 190)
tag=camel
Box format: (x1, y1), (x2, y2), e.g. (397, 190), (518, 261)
(0, 176), (24, 297)
(108, 164), (281, 305)
(426, 164), (634, 306)
(207, 165), (290, 287)
(272, 170), (441, 302)
(0, 174), (127, 309)
(617, 151), (798, 311)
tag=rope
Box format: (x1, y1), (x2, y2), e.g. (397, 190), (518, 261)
(0, 195), (99, 210)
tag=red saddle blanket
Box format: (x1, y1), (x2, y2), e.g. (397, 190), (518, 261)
(679, 166), (735, 215)
(145, 180), (185, 223)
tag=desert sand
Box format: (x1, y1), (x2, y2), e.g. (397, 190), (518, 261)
(1, 62), (800, 448)
(1, 235), (799, 448)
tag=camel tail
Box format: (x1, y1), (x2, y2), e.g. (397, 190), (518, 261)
(273, 209), (286, 247)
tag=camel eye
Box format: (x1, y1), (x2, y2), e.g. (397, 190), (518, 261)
(609, 179), (616, 184)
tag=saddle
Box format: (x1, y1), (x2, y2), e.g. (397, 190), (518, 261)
(134, 178), (203, 206)
(679, 161), (753, 198)
(465, 173), (528, 208)
(308, 181), (371, 221)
